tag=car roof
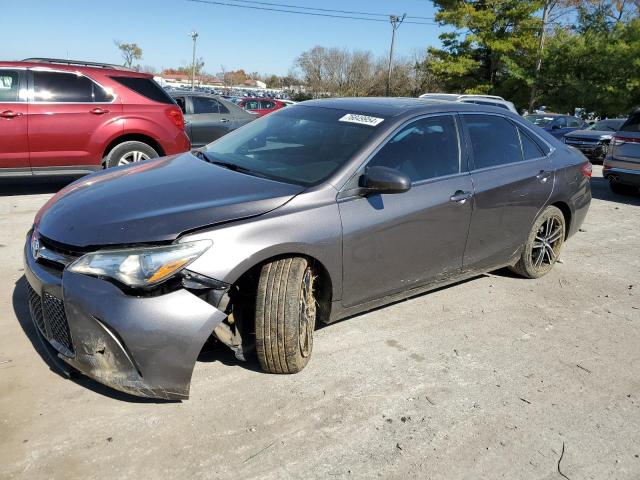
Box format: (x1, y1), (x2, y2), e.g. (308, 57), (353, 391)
(299, 97), (513, 118)
(0, 59), (152, 77)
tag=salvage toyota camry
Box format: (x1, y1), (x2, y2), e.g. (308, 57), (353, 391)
(24, 98), (591, 399)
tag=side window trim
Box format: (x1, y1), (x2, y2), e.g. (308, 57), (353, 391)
(338, 113), (464, 197)
(27, 68), (117, 104)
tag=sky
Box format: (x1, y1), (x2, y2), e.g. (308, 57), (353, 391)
(1, 0), (444, 76)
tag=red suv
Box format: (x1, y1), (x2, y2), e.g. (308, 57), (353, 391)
(0, 58), (190, 176)
(238, 97), (286, 117)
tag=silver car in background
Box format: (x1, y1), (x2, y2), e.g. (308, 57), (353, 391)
(419, 93), (518, 114)
(603, 109), (640, 194)
(171, 92), (255, 148)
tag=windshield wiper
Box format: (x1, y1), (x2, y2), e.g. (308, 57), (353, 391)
(193, 149), (272, 180)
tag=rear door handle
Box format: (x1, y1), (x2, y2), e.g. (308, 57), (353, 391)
(89, 107), (109, 115)
(536, 170), (551, 182)
(450, 190), (473, 204)
(0, 110), (22, 119)
(220, 118), (230, 123)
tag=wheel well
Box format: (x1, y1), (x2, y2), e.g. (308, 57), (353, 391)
(551, 201), (572, 238)
(232, 254), (333, 325)
(102, 134), (165, 166)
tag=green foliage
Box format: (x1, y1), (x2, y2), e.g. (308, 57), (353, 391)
(423, 0), (639, 115)
(425, 0), (542, 108)
(541, 17), (640, 115)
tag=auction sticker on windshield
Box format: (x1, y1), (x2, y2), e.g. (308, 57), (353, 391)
(339, 113), (384, 127)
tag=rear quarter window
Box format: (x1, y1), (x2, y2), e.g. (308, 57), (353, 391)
(111, 76), (175, 104)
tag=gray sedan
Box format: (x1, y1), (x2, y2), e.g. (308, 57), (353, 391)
(24, 98), (591, 399)
(171, 92), (255, 148)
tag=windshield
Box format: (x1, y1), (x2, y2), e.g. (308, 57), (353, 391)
(525, 115), (556, 126)
(587, 119), (625, 131)
(204, 106), (382, 186)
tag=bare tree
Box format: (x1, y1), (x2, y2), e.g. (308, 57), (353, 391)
(114, 40), (142, 68)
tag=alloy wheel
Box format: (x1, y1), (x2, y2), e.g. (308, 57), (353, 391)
(117, 150), (151, 166)
(531, 216), (563, 270)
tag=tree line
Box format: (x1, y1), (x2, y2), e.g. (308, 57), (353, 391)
(295, 0), (640, 116)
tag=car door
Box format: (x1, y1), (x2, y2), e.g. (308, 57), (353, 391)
(27, 69), (121, 171)
(461, 113), (553, 271)
(339, 114), (473, 307)
(0, 68), (30, 173)
(188, 96), (234, 147)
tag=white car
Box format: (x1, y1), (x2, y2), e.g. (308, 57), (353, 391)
(419, 93), (518, 114)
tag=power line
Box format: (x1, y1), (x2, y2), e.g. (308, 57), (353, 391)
(187, 0), (439, 25)
(218, 0), (436, 20)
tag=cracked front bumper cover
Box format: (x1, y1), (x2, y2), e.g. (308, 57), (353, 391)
(24, 237), (227, 400)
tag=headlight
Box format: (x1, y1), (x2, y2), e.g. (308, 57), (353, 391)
(68, 240), (212, 288)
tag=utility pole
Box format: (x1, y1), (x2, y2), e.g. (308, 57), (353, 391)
(189, 31), (199, 91)
(529, 1), (550, 113)
(386, 14), (406, 97)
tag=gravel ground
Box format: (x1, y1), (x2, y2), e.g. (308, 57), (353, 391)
(0, 166), (638, 480)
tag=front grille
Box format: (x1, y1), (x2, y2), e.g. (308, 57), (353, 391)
(43, 293), (74, 356)
(27, 284), (46, 335)
(26, 285), (74, 357)
(565, 137), (598, 145)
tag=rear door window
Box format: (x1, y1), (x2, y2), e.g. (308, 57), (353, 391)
(33, 71), (94, 102)
(110, 76), (175, 104)
(192, 96), (220, 114)
(464, 114), (523, 169)
(217, 100), (230, 114)
(368, 115), (460, 183)
(518, 127), (545, 159)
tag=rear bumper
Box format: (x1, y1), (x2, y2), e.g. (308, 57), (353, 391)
(23, 233), (226, 400)
(163, 130), (191, 155)
(603, 167), (640, 187)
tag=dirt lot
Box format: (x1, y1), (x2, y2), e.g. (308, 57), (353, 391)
(0, 166), (638, 479)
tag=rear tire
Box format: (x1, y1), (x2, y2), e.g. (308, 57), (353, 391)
(255, 257), (316, 374)
(105, 141), (158, 168)
(609, 181), (636, 195)
(509, 206), (565, 279)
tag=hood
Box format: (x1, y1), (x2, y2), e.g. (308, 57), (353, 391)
(564, 129), (613, 140)
(36, 153), (304, 248)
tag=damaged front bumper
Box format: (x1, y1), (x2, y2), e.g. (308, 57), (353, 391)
(23, 235), (227, 400)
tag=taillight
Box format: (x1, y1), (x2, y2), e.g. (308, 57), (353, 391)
(611, 136), (640, 146)
(166, 107), (185, 129)
(580, 162), (592, 178)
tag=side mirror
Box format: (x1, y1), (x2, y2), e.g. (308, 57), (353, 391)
(551, 124), (561, 130)
(360, 166), (411, 195)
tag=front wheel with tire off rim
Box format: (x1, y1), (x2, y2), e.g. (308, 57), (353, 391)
(510, 205), (565, 279)
(105, 141), (158, 168)
(255, 257), (316, 374)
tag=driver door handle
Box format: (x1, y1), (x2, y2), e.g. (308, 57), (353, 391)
(220, 118), (230, 123)
(450, 190), (473, 204)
